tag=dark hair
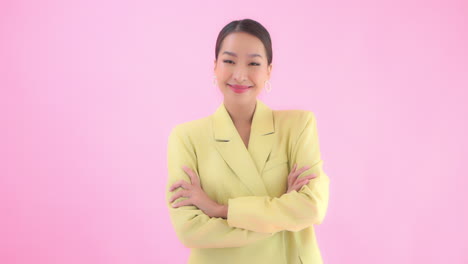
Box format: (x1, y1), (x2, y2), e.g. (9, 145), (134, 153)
(215, 18), (273, 66)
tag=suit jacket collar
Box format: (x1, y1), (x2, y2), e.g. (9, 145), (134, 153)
(213, 99), (275, 140)
(211, 99), (275, 196)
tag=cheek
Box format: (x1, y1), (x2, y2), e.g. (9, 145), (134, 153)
(250, 74), (265, 84)
(250, 68), (266, 78)
(218, 68), (232, 80)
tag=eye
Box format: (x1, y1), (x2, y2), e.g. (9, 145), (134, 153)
(222, 60), (260, 66)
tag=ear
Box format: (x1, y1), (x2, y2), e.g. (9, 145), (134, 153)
(213, 59), (217, 72)
(267, 63), (273, 79)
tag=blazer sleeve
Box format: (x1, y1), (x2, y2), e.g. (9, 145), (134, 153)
(226, 111), (330, 233)
(166, 125), (275, 248)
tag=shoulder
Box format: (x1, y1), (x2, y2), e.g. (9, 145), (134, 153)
(169, 116), (211, 139)
(273, 109), (316, 132)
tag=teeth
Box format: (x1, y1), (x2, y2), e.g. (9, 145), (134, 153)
(228, 84), (251, 89)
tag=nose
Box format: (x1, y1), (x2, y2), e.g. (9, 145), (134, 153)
(232, 65), (248, 83)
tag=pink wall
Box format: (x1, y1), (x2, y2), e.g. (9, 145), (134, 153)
(2, 0), (467, 263)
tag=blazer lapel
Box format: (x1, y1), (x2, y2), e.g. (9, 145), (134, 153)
(212, 99), (275, 196)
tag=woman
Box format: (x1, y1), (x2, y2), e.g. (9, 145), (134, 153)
(166, 18), (330, 264)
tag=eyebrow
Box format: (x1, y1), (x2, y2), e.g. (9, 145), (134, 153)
(222, 51), (262, 58)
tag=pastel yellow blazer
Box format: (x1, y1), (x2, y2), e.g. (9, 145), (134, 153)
(166, 99), (330, 264)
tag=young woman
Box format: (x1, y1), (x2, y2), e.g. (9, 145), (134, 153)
(166, 18), (330, 264)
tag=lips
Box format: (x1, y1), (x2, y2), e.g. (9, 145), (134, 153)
(228, 84), (252, 89)
(228, 84), (252, 94)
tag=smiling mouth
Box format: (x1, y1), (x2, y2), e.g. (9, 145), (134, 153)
(228, 84), (253, 89)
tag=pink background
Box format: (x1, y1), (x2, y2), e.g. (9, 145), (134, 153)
(2, 0), (467, 263)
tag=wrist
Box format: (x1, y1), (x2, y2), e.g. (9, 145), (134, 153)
(217, 204), (228, 219)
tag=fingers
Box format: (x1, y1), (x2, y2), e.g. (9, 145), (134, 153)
(295, 164), (311, 176)
(297, 174), (317, 184)
(302, 174), (317, 180)
(183, 165), (200, 186)
(169, 179), (190, 192)
(292, 180), (308, 192)
(169, 189), (188, 203)
(287, 164), (313, 194)
(170, 166), (200, 192)
(296, 177), (311, 186)
(295, 174), (317, 188)
(288, 164), (296, 185)
(288, 164), (311, 181)
(172, 198), (193, 208)
(297, 165), (311, 175)
(289, 174), (317, 192)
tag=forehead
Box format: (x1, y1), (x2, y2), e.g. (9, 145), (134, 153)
(220, 32), (265, 56)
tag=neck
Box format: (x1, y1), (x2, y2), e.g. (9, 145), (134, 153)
(223, 99), (257, 125)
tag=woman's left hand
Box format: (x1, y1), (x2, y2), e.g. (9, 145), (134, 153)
(169, 165), (224, 218)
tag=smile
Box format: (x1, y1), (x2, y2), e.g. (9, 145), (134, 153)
(228, 84), (253, 94)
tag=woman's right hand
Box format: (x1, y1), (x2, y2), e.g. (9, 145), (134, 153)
(286, 163), (317, 193)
